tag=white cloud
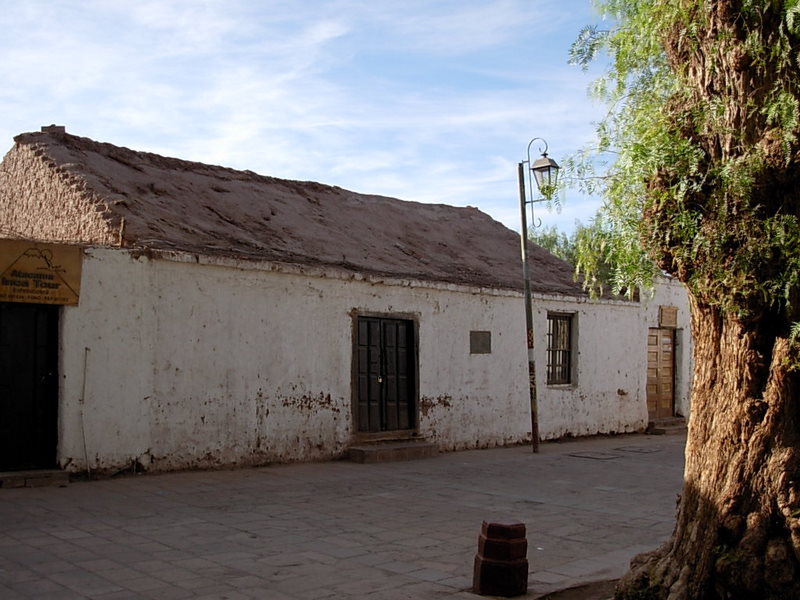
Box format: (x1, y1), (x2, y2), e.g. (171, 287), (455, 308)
(0, 0), (607, 234)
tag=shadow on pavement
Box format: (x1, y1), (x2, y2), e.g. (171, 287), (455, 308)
(538, 579), (617, 600)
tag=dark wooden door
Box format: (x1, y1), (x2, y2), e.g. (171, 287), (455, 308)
(646, 328), (675, 420)
(357, 317), (416, 433)
(0, 302), (59, 470)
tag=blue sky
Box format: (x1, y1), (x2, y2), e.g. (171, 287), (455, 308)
(0, 1), (609, 234)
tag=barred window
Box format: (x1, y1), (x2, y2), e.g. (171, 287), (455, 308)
(547, 314), (573, 385)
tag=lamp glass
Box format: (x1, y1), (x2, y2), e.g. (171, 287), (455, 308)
(530, 154), (560, 193)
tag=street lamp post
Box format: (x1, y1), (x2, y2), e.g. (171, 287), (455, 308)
(518, 138), (560, 453)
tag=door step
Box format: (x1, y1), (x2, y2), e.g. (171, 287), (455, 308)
(0, 469), (69, 488)
(647, 417), (687, 435)
(348, 441), (438, 463)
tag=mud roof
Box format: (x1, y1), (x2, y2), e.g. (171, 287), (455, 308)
(0, 127), (585, 295)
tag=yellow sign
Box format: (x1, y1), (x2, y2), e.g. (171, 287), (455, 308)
(0, 240), (82, 305)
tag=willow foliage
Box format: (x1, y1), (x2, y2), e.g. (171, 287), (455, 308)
(570, 0), (800, 320)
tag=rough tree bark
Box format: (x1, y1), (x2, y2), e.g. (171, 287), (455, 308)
(618, 298), (800, 598)
(613, 4), (800, 597)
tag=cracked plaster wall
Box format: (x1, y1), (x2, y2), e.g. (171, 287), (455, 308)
(57, 248), (531, 473)
(54, 248), (690, 473)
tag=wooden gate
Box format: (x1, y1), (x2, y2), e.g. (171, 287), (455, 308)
(0, 302), (59, 470)
(356, 317), (416, 433)
(646, 327), (675, 420)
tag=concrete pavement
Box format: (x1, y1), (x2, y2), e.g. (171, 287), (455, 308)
(0, 433), (685, 599)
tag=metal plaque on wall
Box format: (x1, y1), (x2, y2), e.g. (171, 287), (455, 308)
(0, 239), (82, 305)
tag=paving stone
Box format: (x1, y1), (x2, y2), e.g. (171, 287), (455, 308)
(194, 591), (252, 600)
(140, 585), (194, 599)
(10, 578), (70, 595)
(18, 589), (79, 600)
(0, 433), (685, 599)
(117, 576), (169, 593)
(0, 584), (24, 599)
(240, 587), (296, 599)
(49, 570), (125, 596)
(92, 566), (145, 582)
(91, 591), (143, 600)
(407, 567), (454, 582)
(531, 569), (572, 584)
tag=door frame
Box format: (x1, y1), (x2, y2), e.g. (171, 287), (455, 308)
(351, 311), (420, 442)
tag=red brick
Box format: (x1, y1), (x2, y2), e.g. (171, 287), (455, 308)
(477, 534), (528, 560)
(481, 520), (526, 540)
(472, 555), (528, 597)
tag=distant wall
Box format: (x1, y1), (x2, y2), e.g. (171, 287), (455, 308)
(645, 277), (693, 417)
(534, 276), (693, 440)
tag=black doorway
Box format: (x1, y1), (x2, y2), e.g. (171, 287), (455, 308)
(356, 317), (417, 433)
(0, 302), (59, 471)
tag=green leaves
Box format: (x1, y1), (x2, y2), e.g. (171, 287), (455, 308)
(790, 322), (800, 345)
(569, 25), (609, 71)
(763, 89), (800, 162)
(569, 0), (800, 323)
(787, 0), (800, 35)
(529, 225), (577, 266)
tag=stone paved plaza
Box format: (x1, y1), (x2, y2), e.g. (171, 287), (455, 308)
(0, 433), (685, 599)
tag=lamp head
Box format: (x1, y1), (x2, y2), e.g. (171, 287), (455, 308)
(530, 152), (560, 193)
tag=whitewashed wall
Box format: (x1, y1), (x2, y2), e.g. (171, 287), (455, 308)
(56, 248), (692, 473)
(532, 294), (648, 439)
(533, 277), (693, 440)
(58, 248), (532, 473)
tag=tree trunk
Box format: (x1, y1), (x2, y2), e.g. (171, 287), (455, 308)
(617, 296), (800, 599)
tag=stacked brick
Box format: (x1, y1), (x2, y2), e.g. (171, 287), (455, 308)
(472, 520), (528, 597)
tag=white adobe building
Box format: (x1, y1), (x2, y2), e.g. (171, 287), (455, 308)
(0, 127), (691, 474)
(533, 276), (691, 439)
